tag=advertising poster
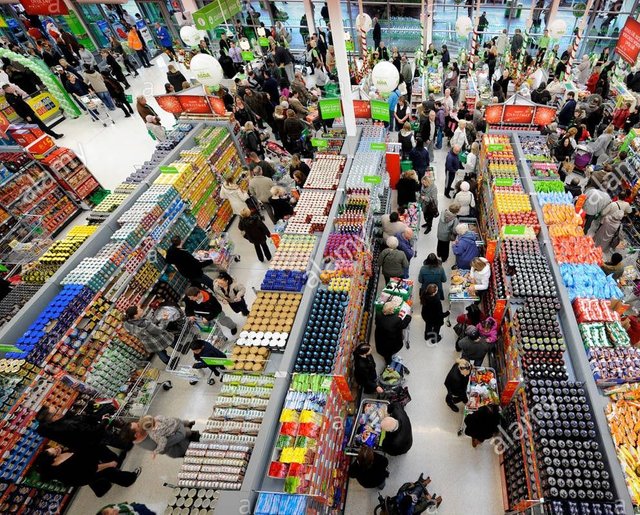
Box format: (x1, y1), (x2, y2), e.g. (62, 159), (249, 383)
(155, 95), (183, 114)
(503, 105), (535, 124)
(370, 99), (390, 122)
(615, 17), (640, 65)
(177, 95), (211, 114)
(20, 0), (69, 15)
(353, 100), (371, 118)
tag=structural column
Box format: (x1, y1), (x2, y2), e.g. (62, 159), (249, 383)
(303, 0), (316, 37)
(425, 0), (434, 50)
(327, 0), (357, 136)
(566, 0), (595, 74)
(64, 0), (99, 51)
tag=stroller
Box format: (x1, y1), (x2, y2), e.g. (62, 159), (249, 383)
(374, 474), (443, 515)
(378, 357), (411, 407)
(573, 144), (593, 173)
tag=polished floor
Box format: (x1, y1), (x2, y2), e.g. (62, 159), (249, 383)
(52, 59), (504, 514)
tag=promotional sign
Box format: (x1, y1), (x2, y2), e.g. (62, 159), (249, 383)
(311, 138), (328, 148)
(319, 98), (342, 120)
(370, 142), (386, 151)
(207, 96), (227, 116)
(486, 103), (557, 126)
(136, 19), (156, 48)
(503, 105), (535, 124)
(363, 175), (382, 184)
(193, 0), (241, 30)
(484, 104), (503, 125)
(25, 134), (55, 158)
(0, 112), (9, 137)
(370, 99), (390, 122)
(155, 95), (183, 114)
(178, 95), (211, 114)
(20, 0), (69, 15)
(353, 100), (371, 118)
(533, 106), (557, 126)
(616, 17), (640, 65)
(27, 92), (60, 122)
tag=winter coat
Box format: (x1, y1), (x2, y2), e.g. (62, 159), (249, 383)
(378, 248), (409, 279)
(213, 281), (246, 304)
(452, 232), (480, 269)
(586, 72), (599, 93)
(458, 336), (491, 365)
(249, 176), (275, 203)
(380, 402), (413, 456)
(590, 132), (613, 158)
(374, 312), (411, 361)
(167, 69), (187, 92)
(166, 245), (211, 281)
(583, 188), (611, 216)
(145, 415), (182, 454)
(445, 151), (463, 177)
(594, 205), (626, 252)
(270, 197), (294, 221)
(395, 232), (414, 261)
(353, 353), (378, 394)
(450, 127), (468, 150)
(183, 290), (224, 320)
(409, 146), (430, 174)
(124, 317), (174, 354)
(83, 71), (108, 93)
(220, 184), (249, 215)
(444, 363), (470, 398)
(381, 215), (408, 241)
(238, 214), (270, 244)
(418, 264), (446, 300)
(454, 190), (475, 216)
(577, 59), (591, 84)
(192, 339), (226, 370)
(421, 294), (446, 327)
(349, 452), (389, 488)
(397, 129), (415, 156)
(396, 177), (420, 207)
(36, 412), (107, 451)
(477, 317), (499, 343)
(437, 209), (459, 242)
(557, 99), (576, 126)
(464, 405), (500, 442)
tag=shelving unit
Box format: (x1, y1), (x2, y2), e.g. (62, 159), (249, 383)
(38, 148), (102, 204)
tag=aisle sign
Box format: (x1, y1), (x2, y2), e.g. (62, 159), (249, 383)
(616, 17), (640, 65)
(370, 142), (386, 151)
(363, 175), (382, 184)
(160, 165), (180, 174)
(504, 225), (526, 236)
(319, 98), (342, 120)
(370, 99), (390, 122)
(311, 138), (328, 148)
(495, 177), (514, 187)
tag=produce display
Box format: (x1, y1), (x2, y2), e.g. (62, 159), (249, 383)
(560, 264), (624, 301)
(552, 236), (603, 264)
(530, 162), (559, 178)
(533, 180), (566, 193)
(538, 192), (577, 206)
(229, 345), (272, 370)
(542, 204), (583, 226)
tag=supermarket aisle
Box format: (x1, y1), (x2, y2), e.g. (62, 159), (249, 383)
(344, 145), (503, 515)
(67, 221), (271, 515)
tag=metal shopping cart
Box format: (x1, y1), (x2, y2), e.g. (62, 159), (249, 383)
(77, 93), (115, 127)
(457, 366), (499, 436)
(193, 232), (241, 273)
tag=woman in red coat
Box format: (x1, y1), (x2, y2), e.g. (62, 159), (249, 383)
(586, 68), (601, 93)
(612, 102), (631, 130)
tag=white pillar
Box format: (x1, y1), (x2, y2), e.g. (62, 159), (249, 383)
(327, 0), (357, 136)
(304, 0), (316, 37)
(425, 0), (434, 49)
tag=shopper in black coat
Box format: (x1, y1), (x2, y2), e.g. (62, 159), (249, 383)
(420, 284), (449, 344)
(238, 209), (272, 262)
(348, 446), (389, 489)
(101, 72), (134, 117)
(167, 64), (188, 92)
(464, 404), (501, 447)
(165, 236), (214, 289)
(457, 326), (491, 366)
(395, 170), (421, 208)
(353, 344), (383, 394)
(380, 402), (413, 456)
(183, 286), (238, 333)
(374, 303), (412, 364)
(100, 49), (130, 89)
(444, 359), (472, 412)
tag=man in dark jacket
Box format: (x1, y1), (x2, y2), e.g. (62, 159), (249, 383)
(2, 84), (63, 138)
(247, 152), (276, 178)
(457, 326), (491, 366)
(530, 82), (551, 105)
(373, 17), (381, 49)
(374, 303), (412, 364)
(165, 236), (214, 289)
(380, 402), (413, 456)
(190, 338), (226, 384)
(445, 145), (464, 198)
(353, 344), (383, 394)
(6, 64), (43, 95)
(183, 286), (237, 334)
(557, 91), (576, 127)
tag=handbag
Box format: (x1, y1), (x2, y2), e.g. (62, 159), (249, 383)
(425, 199), (439, 217)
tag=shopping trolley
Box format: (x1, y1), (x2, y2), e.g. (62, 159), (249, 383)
(77, 93), (115, 127)
(457, 366), (499, 436)
(193, 232), (241, 273)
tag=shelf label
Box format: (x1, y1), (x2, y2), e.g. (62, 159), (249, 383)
(0, 344), (22, 353)
(495, 177), (514, 187)
(201, 357), (235, 367)
(487, 144), (505, 151)
(363, 175), (381, 184)
(160, 165), (179, 174)
(370, 142), (386, 151)
(311, 138), (328, 148)
(504, 225), (526, 236)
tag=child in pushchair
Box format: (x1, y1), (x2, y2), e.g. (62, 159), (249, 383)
(375, 474), (442, 515)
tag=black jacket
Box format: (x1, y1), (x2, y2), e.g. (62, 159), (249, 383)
(353, 354), (378, 393)
(270, 197), (294, 221)
(167, 69), (187, 92)
(374, 313), (411, 360)
(464, 405), (500, 442)
(238, 214), (270, 244)
(458, 336), (491, 364)
(444, 364), (470, 398)
(166, 245), (211, 281)
(183, 291), (223, 320)
(4, 92), (35, 120)
(381, 402), (413, 456)
(250, 159), (275, 178)
(373, 21), (381, 43)
(37, 412), (106, 451)
(274, 45), (293, 66)
(421, 294), (446, 326)
(396, 177), (420, 207)
(192, 339), (226, 369)
(349, 452), (389, 488)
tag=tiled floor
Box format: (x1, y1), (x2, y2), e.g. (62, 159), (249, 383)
(57, 57), (504, 513)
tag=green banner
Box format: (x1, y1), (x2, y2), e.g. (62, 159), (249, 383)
(370, 99), (390, 122)
(201, 357), (235, 367)
(241, 51), (255, 61)
(363, 175), (382, 184)
(370, 142), (386, 151)
(495, 177), (515, 187)
(345, 40), (355, 52)
(311, 138), (328, 148)
(0, 344), (22, 353)
(319, 98), (342, 120)
(503, 225), (526, 236)
(193, 0), (241, 30)
(620, 128), (637, 153)
(258, 37), (269, 46)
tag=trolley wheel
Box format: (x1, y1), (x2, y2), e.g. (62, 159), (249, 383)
(102, 122), (107, 127)
(162, 380), (173, 391)
(207, 377), (216, 385)
(234, 256), (240, 262)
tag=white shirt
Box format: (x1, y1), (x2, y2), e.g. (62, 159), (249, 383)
(443, 96), (454, 116)
(450, 127), (468, 149)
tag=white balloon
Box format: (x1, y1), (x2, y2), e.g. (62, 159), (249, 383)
(190, 53), (223, 87)
(548, 19), (567, 39)
(356, 13), (372, 32)
(180, 25), (201, 47)
(371, 61), (399, 94)
(455, 16), (473, 38)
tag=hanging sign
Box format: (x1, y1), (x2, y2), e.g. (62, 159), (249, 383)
(155, 95), (183, 114)
(20, 0), (69, 15)
(616, 17), (640, 65)
(487, 144), (505, 152)
(370, 99), (390, 122)
(193, 0), (241, 30)
(177, 95), (211, 114)
(353, 100), (371, 118)
(533, 106), (557, 126)
(503, 225), (527, 236)
(207, 96), (228, 116)
(319, 98), (342, 120)
(311, 138), (328, 148)
(503, 105), (535, 124)
(495, 177), (514, 186)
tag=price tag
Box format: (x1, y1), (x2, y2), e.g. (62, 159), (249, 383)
(0, 344), (22, 353)
(503, 225), (526, 236)
(201, 357), (235, 367)
(495, 177), (514, 187)
(363, 175), (381, 184)
(160, 165), (179, 174)
(370, 142), (386, 151)
(487, 144), (505, 151)
(311, 138), (328, 148)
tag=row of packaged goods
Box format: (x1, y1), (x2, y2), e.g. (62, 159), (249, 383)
(0, 124), (246, 514)
(477, 134), (622, 513)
